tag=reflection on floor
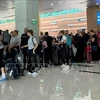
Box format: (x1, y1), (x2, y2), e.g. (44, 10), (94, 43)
(0, 63), (100, 100)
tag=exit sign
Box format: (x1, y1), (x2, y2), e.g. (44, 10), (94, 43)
(31, 19), (37, 25)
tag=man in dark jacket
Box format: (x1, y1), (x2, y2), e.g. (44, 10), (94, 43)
(44, 32), (53, 64)
(20, 27), (29, 72)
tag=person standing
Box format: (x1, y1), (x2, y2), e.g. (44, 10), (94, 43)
(0, 30), (6, 81)
(82, 29), (90, 47)
(89, 30), (98, 61)
(9, 30), (20, 58)
(44, 32), (53, 64)
(59, 30), (68, 66)
(20, 27), (29, 72)
(65, 30), (72, 62)
(41, 37), (49, 67)
(39, 32), (44, 40)
(76, 32), (85, 62)
(97, 32), (100, 61)
(27, 30), (38, 77)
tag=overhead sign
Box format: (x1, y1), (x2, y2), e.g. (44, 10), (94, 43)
(97, 12), (100, 25)
(0, 19), (15, 24)
(40, 8), (83, 18)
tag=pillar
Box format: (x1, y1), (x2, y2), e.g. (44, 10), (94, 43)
(87, 6), (100, 32)
(15, 0), (39, 41)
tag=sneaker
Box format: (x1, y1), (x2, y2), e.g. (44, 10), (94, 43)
(38, 69), (41, 73)
(0, 77), (7, 81)
(27, 72), (32, 76)
(9, 70), (13, 76)
(32, 72), (38, 77)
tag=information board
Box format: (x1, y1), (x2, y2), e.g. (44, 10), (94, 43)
(97, 12), (100, 25)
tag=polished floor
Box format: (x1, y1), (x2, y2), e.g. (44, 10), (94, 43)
(0, 63), (100, 100)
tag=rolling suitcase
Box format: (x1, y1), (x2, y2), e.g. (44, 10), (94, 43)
(15, 52), (24, 75)
(85, 43), (92, 62)
(6, 59), (18, 79)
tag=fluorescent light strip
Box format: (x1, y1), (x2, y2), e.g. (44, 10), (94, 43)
(67, 23), (87, 26)
(41, 23), (87, 29)
(41, 26), (58, 29)
(0, 25), (15, 29)
(41, 16), (86, 24)
(60, 27), (87, 31)
(41, 27), (87, 32)
(49, 29), (58, 32)
(51, 22), (57, 24)
(79, 19), (87, 21)
(67, 24), (75, 26)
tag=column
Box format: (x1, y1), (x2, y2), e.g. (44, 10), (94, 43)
(15, 0), (39, 41)
(87, 6), (100, 32)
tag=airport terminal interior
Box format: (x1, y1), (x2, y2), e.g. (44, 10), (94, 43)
(0, 0), (100, 100)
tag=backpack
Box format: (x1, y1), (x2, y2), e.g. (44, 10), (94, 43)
(66, 35), (72, 46)
(32, 37), (40, 55)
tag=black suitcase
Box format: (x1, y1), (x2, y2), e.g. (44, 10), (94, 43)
(6, 59), (18, 79)
(15, 52), (25, 75)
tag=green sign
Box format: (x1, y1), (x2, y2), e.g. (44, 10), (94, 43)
(40, 8), (83, 18)
(0, 19), (15, 24)
(31, 19), (37, 25)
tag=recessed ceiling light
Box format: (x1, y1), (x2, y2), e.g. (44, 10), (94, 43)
(59, 2), (62, 4)
(51, 4), (53, 6)
(2, 4), (4, 6)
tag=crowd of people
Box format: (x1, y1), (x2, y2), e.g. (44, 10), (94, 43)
(0, 28), (100, 81)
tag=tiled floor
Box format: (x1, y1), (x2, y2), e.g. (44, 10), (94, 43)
(0, 64), (100, 100)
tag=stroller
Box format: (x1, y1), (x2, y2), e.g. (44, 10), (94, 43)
(4, 50), (24, 79)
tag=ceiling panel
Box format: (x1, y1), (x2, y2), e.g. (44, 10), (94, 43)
(0, 0), (99, 19)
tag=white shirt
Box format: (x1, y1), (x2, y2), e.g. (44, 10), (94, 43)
(61, 35), (67, 42)
(28, 37), (37, 50)
(10, 36), (20, 47)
